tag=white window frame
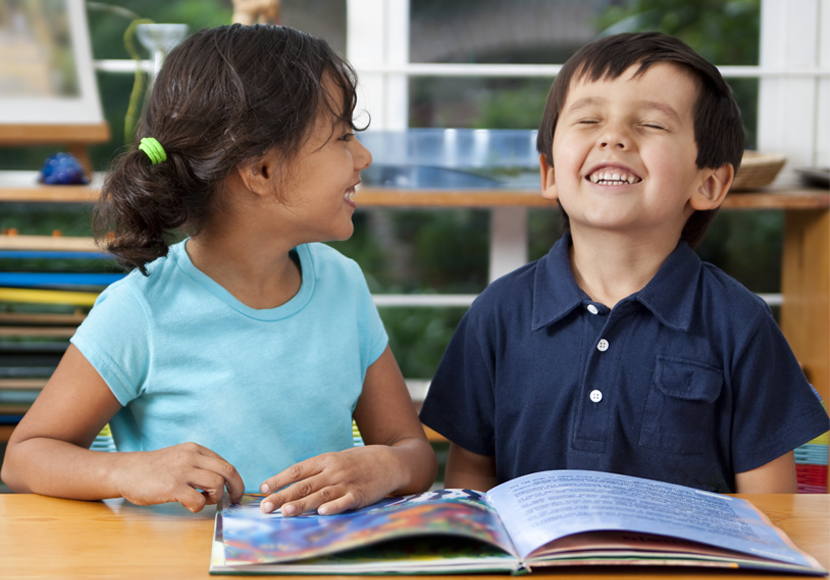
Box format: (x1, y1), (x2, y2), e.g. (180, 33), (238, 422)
(344, 0), (829, 299)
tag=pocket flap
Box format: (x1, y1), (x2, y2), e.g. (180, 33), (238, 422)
(654, 356), (722, 402)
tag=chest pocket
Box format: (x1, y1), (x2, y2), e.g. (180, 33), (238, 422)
(639, 356), (723, 455)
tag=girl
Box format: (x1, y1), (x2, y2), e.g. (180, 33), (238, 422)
(1, 24), (437, 515)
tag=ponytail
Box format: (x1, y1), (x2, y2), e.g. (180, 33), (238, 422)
(94, 147), (212, 274)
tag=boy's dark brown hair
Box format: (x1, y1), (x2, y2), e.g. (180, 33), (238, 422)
(536, 32), (745, 247)
(96, 24), (362, 274)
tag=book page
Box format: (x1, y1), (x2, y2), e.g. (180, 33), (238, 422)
(220, 489), (517, 566)
(486, 470), (813, 568)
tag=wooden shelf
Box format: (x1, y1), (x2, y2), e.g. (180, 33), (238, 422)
(0, 235), (98, 251)
(0, 171), (826, 207)
(355, 185), (829, 209)
(0, 123), (110, 145)
(722, 188), (830, 210)
(0, 185), (100, 203)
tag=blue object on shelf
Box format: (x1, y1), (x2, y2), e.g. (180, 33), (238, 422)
(357, 129), (540, 189)
(0, 272), (124, 287)
(39, 152), (90, 185)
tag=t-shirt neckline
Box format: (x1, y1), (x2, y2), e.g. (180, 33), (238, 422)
(172, 240), (315, 321)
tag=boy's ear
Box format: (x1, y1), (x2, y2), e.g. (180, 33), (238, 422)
(236, 152), (279, 198)
(690, 164), (734, 211)
(539, 154), (558, 200)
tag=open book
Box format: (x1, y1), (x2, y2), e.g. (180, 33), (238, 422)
(209, 469), (826, 575)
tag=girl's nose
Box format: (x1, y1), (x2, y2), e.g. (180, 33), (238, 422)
(354, 139), (372, 170)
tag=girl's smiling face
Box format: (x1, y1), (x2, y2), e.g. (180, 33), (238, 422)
(273, 75), (372, 244)
(543, 62), (713, 242)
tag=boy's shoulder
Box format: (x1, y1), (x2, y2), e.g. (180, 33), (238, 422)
(696, 260), (770, 317)
(472, 259), (541, 313)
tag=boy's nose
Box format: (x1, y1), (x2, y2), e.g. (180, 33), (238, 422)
(597, 125), (630, 150)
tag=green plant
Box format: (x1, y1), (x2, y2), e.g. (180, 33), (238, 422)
(86, 3), (153, 144)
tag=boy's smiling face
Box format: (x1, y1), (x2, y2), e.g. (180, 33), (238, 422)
(542, 62), (728, 242)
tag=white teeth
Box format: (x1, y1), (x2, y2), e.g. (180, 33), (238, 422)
(345, 189), (355, 200)
(588, 169), (640, 185)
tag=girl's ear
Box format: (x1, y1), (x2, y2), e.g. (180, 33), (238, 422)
(539, 154), (558, 201)
(236, 152), (279, 197)
(690, 163), (734, 211)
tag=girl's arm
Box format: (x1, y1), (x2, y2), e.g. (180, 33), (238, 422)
(734, 451), (798, 493)
(1, 344), (244, 512)
(258, 345), (438, 515)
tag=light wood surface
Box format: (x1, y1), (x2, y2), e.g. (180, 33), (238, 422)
(780, 209), (830, 405)
(0, 123), (110, 145)
(0, 493), (825, 580)
(0, 234), (99, 252)
(0, 181), (827, 207)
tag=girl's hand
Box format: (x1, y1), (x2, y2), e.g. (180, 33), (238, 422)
(114, 442), (246, 513)
(258, 444), (408, 516)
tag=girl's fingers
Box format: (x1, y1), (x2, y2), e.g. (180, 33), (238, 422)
(261, 476), (326, 514)
(260, 458), (321, 496)
(174, 484), (208, 513)
(280, 487), (342, 517)
(188, 470), (227, 505)
(317, 491), (361, 516)
(195, 450), (245, 503)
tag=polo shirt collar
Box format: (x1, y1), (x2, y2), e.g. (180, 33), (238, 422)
(634, 240), (701, 331)
(531, 233), (701, 332)
(531, 232), (586, 330)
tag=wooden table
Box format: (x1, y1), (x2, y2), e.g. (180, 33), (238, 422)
(0, 493), (826, 579)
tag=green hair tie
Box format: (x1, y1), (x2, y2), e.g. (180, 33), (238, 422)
(138, 137), (167, 165)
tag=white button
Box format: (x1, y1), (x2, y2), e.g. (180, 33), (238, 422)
(597, 338), (609, 352)
(589, 389), (603, 403)
(587, 304), (599, 315)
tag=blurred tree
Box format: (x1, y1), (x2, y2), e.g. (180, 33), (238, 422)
(596, 0), (760, 65)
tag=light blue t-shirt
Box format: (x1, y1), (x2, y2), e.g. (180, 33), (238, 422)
(71, 240), (388, 492)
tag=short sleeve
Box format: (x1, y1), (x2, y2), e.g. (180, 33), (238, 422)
(70, 279), (151, 406)
(351, 261), (388, 373)
(419, 303), (496, 456)
(730, 312), (830, 473)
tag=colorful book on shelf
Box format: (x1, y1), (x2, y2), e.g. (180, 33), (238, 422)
(209, 469), (827, 576)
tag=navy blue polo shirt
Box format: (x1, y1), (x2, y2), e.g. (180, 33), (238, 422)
(420, 233), (829, 493)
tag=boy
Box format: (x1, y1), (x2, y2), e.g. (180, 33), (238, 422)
(419, 32), (829, 494)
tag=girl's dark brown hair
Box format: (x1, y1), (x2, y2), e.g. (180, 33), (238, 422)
(536, 32), (745, 247)
(95, 24), (362, 274)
